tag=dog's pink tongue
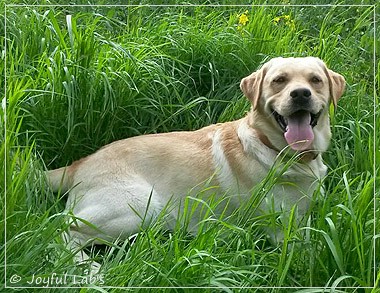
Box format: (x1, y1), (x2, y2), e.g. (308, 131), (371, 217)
(284, 111), (314, 151)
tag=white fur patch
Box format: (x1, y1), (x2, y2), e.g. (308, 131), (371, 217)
(237, 121), (277, 169)
(211, 129), (235, 189)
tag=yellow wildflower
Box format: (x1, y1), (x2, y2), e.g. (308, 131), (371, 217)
(238, 10), (249, 26)
(273, 14), (295, 30)
(273, 16), (281, 24)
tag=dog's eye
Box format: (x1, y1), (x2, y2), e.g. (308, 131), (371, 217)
(273, 76), (286, 83)
(311, 76), (322, 83)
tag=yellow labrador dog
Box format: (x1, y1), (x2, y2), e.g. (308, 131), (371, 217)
(48, 57), (345, 269)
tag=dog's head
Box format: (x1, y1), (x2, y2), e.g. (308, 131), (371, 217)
(240, 57), (345, 153)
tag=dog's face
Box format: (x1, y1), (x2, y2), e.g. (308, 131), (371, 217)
(240, 57), (345, 152)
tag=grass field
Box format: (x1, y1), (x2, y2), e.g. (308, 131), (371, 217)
(2, 1), (379, 291)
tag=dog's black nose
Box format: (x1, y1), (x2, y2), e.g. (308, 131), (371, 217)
(290, 88), (311, 107)
(290, 88), (311, 99)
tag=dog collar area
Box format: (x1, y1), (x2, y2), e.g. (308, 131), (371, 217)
(255, 129), (318, 163)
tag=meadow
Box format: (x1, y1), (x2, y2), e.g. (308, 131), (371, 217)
(2, 1), (379, 291)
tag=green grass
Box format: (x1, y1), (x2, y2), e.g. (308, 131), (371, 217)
(2, 1), (379, 291)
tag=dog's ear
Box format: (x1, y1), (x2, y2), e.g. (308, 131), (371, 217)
(326, 69), (346, 108)
(240, 66), (266, 110)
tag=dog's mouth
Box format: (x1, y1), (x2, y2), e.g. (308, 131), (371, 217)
(272, 109), (322, 151)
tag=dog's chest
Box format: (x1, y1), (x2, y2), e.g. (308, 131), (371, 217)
(211, 122), (326, 209)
